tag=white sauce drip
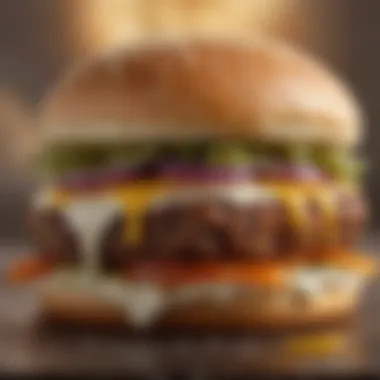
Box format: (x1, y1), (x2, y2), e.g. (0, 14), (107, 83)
(33, 192), (124, 275)
(105, 281), (167, 328)
(292, 267), (364, 296)
(61, 198), (123, 275)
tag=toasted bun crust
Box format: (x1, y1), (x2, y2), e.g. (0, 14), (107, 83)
(41, 38), (362, 146)
(36, 254), (376, 331)
(37, 285), (358, 331)
(34, 253), (376, 331)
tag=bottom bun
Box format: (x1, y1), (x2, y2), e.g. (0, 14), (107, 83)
(39, 291), (127, 326)
(34, 254), (377, 331)
(156, 296), (355, 331)
(37, 282), (360, 331)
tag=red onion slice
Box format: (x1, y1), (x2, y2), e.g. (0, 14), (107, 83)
(158, 163), (252, 182)
(253, 163), (328, 182)
(56, 162), (330, 191)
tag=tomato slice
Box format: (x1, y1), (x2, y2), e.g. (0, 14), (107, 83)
(124, 261), (287, 286)
(325, 251), (378, 275)
(9, 251), (374, 286)
(8, 257), (54, 283)
(123, 252), (376, 285)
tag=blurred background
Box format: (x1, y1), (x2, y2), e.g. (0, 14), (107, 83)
(0, 0), (377, 242)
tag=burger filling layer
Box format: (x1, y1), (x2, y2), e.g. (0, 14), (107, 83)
(30, 182), (366, 266)
(22, 139), (369, 326)
(38, 140), (365, 188)
(32, 140), (367, 262)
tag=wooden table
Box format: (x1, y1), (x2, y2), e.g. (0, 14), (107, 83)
(1, 244), (380, 377)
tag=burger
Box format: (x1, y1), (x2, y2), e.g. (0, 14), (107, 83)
(9, 38), (377, 330)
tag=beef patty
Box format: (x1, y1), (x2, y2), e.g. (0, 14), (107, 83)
(28, 190), (367, 268)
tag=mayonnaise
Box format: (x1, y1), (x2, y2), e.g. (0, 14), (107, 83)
(61, 198), (124, 275)
(292, 267), (364, 295)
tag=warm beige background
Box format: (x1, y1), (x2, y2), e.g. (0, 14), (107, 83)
(78, 0), (302, 49)
(0, 0), (372, 241)
(72, 0), (344, 65)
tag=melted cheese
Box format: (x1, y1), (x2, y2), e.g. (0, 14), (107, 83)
(273, 187), (311, 239)
(284, 332), (347, 355)
(264, 183), (353, 247)
(308, 188), (337, 244)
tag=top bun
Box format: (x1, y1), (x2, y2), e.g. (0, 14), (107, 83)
(41, 37), (363, 146)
